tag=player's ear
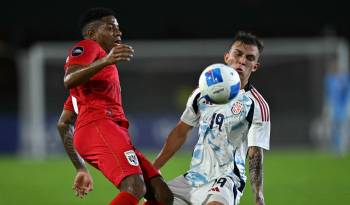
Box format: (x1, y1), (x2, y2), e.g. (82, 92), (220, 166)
(252, 62), (260, 72)
(224, 52), (230, 64)
(87, 29), (96, 40)
(85, 23), (98, 40)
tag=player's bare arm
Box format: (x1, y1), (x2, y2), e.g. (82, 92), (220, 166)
(153, 121), (193, 169)
(57, 109), (86, 170)
(64, 44), (134, 89)
(248, 146), (265, 205)
(57, 109), (93, 198)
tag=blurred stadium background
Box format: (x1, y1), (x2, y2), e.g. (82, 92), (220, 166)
(1, 1), (350, 204)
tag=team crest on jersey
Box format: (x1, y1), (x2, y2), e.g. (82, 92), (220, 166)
(231, 101), (243, 115)
(72, 46), (84, 56)
(124, 150), (139, 166)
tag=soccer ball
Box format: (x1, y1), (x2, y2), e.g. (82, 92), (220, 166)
(198, 63), (241, 104)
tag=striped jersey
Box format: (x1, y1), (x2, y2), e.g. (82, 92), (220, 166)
(181, 83), (270, 190)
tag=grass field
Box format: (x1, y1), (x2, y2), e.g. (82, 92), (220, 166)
(0, 150), (349, 205)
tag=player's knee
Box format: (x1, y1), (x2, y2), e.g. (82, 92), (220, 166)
(119, 174), (146, 199)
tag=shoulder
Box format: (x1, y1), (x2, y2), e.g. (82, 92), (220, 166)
(245, 84), (270, 122)
(186, 87), (201, 112)
(190, 87), (201, 99)
(186, 87), (201, 103)
(69, 39), (101, 55)
(65, 39), (104, 67)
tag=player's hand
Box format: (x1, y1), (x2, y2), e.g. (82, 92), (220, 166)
(105, 44), (134, 64)
(73, 169), (93, 198)
(255, 195), (265, 205)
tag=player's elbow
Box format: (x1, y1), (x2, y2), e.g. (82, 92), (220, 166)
(57, 121), (67, 133)
(64, 77), (74, 89)
(64, 82), (71, 90)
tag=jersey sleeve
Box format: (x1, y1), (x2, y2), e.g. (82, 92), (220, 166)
(180, 88), (201, 127)
(64, 40), (100, 69)
(63, 95), (79, 114)
(63, 96), (74, 112)
(247, 94), (271, 150)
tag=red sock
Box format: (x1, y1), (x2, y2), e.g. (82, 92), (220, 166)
(109, 192), (138, 205)
(142, 199), (165, 205)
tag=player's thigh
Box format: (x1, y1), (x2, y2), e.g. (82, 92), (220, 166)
(135, 148), (175, 204)
(201, 176), (239, 205)
(74, 119), (143, 186)
(118, 173), (146, 198)
(167, 175), (193, 205)
(135, 149), (160, 180)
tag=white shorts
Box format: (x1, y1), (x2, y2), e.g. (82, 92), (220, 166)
(167, 175), (242, 205)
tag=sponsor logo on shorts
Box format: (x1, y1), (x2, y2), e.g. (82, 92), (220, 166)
(209, 186), (220, 192)
(124, 150), (139, 166)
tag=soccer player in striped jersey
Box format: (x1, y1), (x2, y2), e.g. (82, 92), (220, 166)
(153, 31), (270, 205)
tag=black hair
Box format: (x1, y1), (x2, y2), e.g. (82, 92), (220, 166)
(78, 7), (116, 32)
(231, 31), (264, 54)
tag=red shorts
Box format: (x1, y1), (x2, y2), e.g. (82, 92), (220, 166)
(73, 118), (160, 186)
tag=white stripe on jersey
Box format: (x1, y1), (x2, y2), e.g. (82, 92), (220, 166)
(72, 96), (79, 114)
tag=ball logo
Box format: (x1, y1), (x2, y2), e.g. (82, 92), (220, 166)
(231, 101), (243, 114)
(72, 46), (84, 56)
(213, 87), (225, 94)
(124, 150), (139, 166)
(205, 68), (223, 86)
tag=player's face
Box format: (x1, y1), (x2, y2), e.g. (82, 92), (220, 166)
(94, 16), (122, 52)
(224, 41), (260, 88)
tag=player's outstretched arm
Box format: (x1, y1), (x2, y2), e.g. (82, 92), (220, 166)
(153, 121), (193, 169)
(64, 44), (134, 89)
(57, 109), (93, 198)
(248, 146), (265, 205)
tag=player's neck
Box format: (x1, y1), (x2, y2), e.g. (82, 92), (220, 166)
(241, 80), (248, 90)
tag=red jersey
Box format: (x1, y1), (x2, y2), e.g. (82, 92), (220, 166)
(63, 93), (79, 114)
(64, 39), (127, 130)
(63, 95), (74, 113)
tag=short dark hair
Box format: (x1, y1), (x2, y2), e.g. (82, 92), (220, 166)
(78, 7), (116, 31)
(231, 31), (264, 54)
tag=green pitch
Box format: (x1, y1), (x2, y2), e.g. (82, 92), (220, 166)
(0, 150), (349, 205)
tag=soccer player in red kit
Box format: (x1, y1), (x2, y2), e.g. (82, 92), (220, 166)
(61, 7), (173, 205)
